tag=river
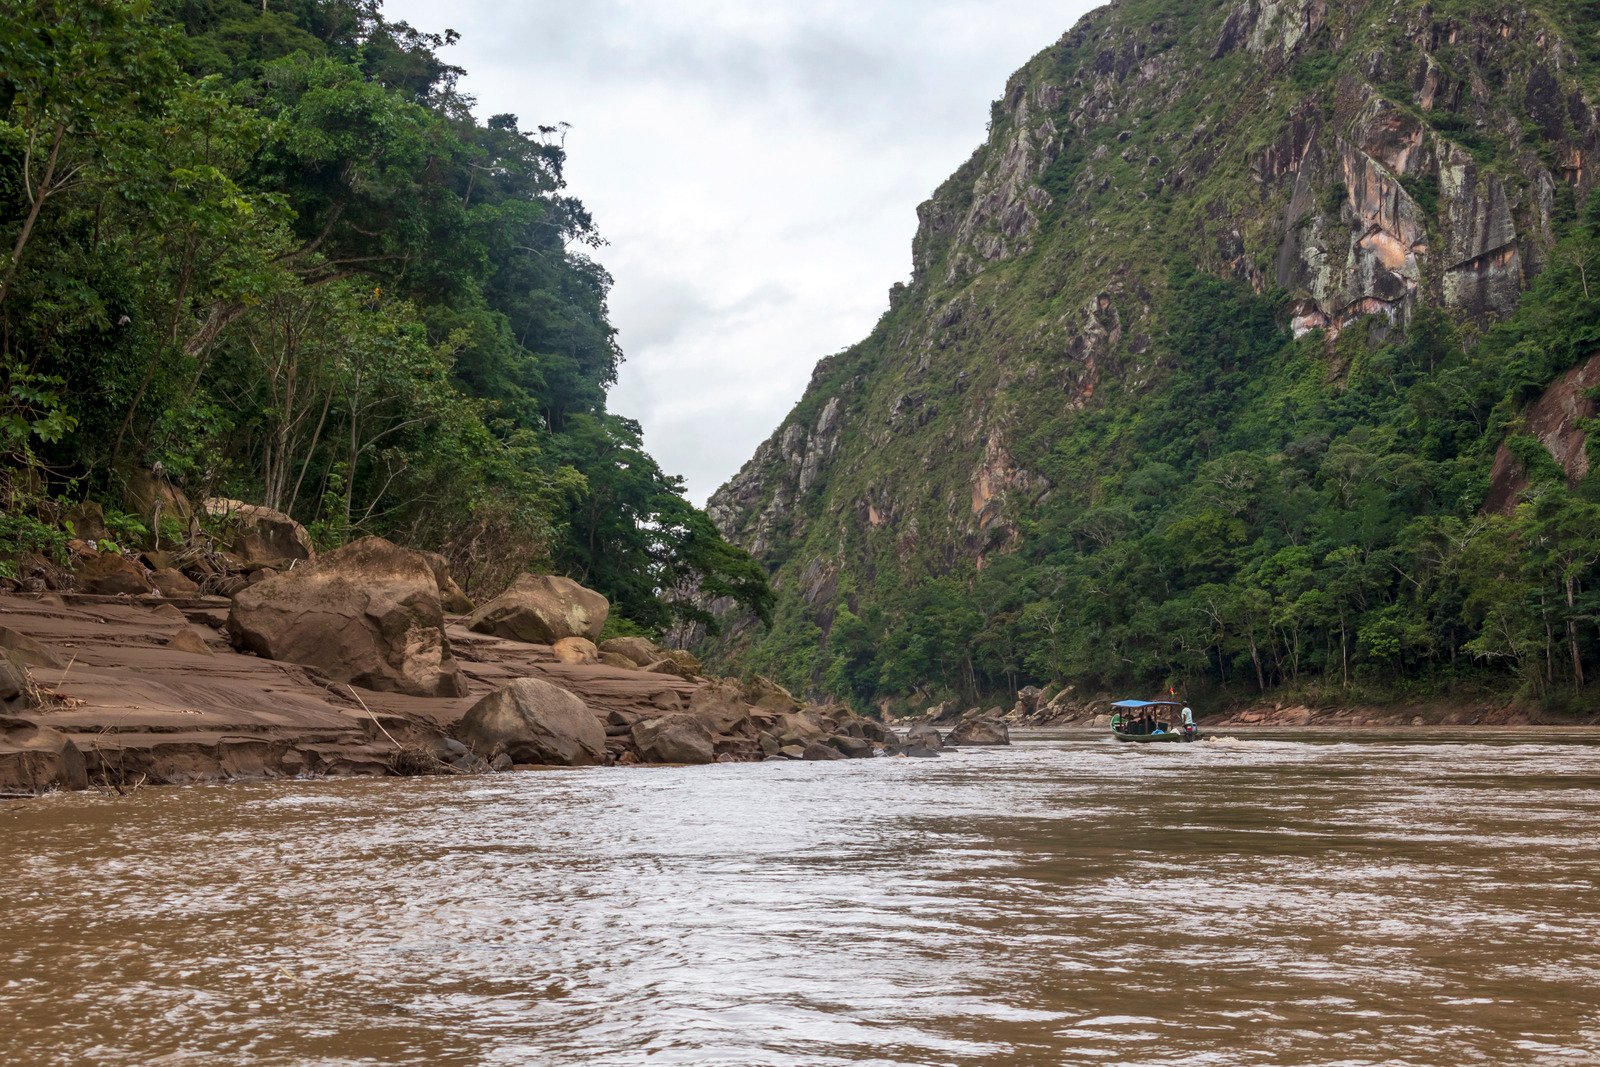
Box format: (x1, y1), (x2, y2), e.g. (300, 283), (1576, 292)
(3, 728), (1599, 1065)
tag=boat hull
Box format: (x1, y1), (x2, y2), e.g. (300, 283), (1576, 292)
(1112, 730), (1193, 743)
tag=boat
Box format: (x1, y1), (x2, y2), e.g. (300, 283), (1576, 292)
(1110, 699), (1197, 743)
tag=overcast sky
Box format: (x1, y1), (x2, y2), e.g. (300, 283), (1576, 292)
(383, 0), (1097, 503)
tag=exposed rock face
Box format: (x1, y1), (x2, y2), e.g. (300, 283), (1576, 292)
(701, 0), (1599, 699)
(203, 499), (314, 565)
(457, 678), (606, 766)
(227, 536), (468, 697)
(466, 574), (609, 644)
(0, 719), (87, 792)
(631, 714), (715, 764)
(1485, 353), (1600, 513)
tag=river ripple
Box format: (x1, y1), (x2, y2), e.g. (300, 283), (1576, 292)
(3, 729), (1600, 1065)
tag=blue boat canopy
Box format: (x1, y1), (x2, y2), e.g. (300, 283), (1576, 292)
(1111, 699), (1185, 708)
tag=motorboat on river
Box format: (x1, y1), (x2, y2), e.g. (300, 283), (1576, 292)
(1111, 699), (1197, 743)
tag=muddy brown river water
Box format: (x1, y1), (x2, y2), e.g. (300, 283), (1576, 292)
(3, 728), (1600, 1066)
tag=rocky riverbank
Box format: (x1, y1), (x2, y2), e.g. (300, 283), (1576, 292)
(0, 542), (1013, 796)
(896, 683), (1599, 731)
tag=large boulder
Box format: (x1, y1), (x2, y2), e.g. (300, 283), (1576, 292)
(203, 498), (314, 566)
(773, 709), (830, 746)
(75, 551), (154, 595)
(227, 536), (468, 697)
(830, 734), (874, 758)
(631, 713), (715, 764)
(687, 681), (754, 735)
(906, 723), (944, 750)
(598, 636), (661, 666)
(456, 678), (606, 766)
(418, 551), (474, 613)
(949, 717), (1011, 746)
(466, 573), (609, 644)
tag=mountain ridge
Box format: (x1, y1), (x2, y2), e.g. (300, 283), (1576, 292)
(701, 0), (1600, 712)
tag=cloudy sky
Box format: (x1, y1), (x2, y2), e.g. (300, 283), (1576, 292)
(383, 0), (1097, 503)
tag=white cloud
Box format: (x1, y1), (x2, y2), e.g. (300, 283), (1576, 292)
(382, 0), (1097, 502)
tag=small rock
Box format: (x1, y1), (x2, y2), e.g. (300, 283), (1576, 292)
(598, 636), (661, 666)
(437, 737), (468, 759)
(778, 744), (806, 760)
(904, 746), (941, 758)
(165, 627), (213, 655)
(490, 753), (513, 772)
(641, 657), (696, 679)
(150, 567), (200, 598)
(802, 741), (845, 761)
(551, 636), (600, 665)
(597, 651), (638, 670)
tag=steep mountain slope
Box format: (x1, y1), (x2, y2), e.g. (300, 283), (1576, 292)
(705, 0), (1600, 710)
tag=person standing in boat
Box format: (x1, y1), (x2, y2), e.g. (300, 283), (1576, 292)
(1181, 706), (1195, 740)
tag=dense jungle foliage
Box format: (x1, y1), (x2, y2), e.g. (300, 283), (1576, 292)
(809, 204), (1600, 713)
(0, 0), (771, 634)
(715, 0), (1600, 715)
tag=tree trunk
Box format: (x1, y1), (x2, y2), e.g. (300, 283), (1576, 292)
(0, 123), (66, 309)
(1567, 576), (1584, 691)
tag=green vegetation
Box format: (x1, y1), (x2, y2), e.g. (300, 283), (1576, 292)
(0, 0), (769, 634)
(810, 210), (1600, 710)
(713, 0), (1600, 715)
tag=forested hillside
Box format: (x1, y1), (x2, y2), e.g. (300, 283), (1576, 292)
(0, 0), (769, 634)
(708, 0), (1600, 713)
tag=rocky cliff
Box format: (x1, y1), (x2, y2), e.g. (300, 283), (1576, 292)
(704, 0), (1600, 707)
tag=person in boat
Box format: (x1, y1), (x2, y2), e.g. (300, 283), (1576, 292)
(1181, 706), (1195, 736)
